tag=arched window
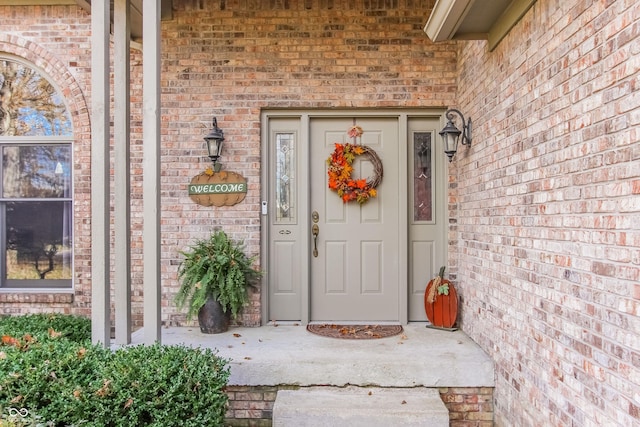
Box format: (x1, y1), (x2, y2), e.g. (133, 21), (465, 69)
(0, 57), (72, 288)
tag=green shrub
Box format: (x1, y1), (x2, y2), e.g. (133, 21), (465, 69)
(0, 313), (91, 344)
(0, 315), (230, 426)
(0, 338), (109, 425)
(80, 344), (230, 426)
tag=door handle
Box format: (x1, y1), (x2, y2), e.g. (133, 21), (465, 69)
(312, 224), (319, 257)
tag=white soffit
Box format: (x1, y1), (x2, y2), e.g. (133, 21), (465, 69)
(424, 0), (537, 51)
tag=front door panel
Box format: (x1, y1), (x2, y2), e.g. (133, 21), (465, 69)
(309, 117), (400, 322)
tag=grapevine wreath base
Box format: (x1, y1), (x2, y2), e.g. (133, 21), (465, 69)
(326, 142), (383, 204)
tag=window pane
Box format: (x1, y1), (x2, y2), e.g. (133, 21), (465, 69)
(3, 145), (71, 198)
(0, 59), (72, 136)
(6, 201), (72, 280)
(414, 132), (433, 222)
(275, 132), (296, 223)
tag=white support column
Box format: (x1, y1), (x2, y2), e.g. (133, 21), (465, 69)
(143, 0), (162, 344)
(91, 0), (111, 346)
(114, 0), (132, 345)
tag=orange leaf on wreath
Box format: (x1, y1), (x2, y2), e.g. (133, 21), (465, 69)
(327, 138), (382, 205)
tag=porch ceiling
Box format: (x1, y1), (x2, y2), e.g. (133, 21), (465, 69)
(424, 0), (537, 51)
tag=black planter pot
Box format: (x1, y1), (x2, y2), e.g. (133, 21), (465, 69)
(198, 298), (231, 334)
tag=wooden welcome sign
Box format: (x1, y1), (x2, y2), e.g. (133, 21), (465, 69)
(188, 170), (247, 207)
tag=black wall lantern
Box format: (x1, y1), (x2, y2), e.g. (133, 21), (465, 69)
(439, 109), (472, 162)
(204, 117), (225, 171)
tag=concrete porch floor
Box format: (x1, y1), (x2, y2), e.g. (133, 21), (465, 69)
(132, 323), (494, 388)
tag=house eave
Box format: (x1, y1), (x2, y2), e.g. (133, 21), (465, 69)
(424, 0), (537, 51)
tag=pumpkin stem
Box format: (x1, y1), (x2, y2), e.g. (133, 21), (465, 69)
(436, 266), (450, 296)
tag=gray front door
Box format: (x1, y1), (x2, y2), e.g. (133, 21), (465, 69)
(309, 117), (400, 322)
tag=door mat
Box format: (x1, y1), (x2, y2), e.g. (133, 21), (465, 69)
(306, 324), (403, 340)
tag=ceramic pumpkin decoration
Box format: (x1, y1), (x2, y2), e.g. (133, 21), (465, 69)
(424, 266), (458, 329)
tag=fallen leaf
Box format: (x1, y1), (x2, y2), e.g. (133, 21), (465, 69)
(0, 351), (6, 359)
(401, 400), (407, 404)
(95, 379), (112, 397)
(368, 391), (373, 396)
(124, 398), (134, 409)
(73, 389), (82, 399)
(233, 333), (242, 338)
(2, 335), (20, 347)
(244, 356), (252, 360)
(10, 395), (23, 404)
(48, 328), (62, 339)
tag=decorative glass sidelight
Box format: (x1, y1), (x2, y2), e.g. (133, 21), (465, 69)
(275, 132), (296, 223)
(413, 132), (433, 222)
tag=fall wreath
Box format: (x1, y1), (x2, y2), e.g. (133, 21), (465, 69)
(327, 142), (383, 204)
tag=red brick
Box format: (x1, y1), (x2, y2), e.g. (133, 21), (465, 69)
(453, 0), (640, 425)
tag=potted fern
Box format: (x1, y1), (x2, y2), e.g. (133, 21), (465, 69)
(176, 230), (261, 333)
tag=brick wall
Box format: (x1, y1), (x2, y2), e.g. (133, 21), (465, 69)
(439, 387), (494, 427)
(225, 385), (494, 426)
(452, 0), (640, 425)
(160, 0), (455, 327)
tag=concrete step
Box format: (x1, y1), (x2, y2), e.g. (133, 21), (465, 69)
(272, 386), (449, 427)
